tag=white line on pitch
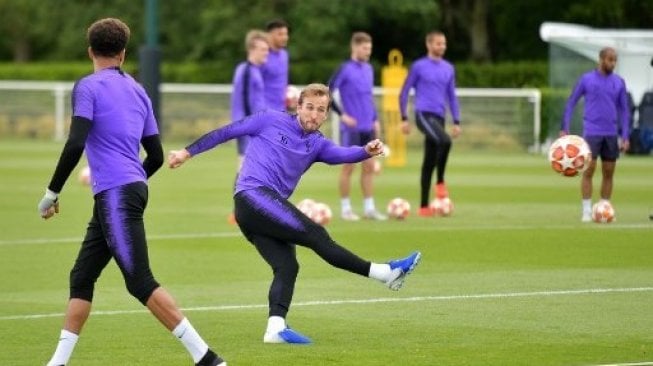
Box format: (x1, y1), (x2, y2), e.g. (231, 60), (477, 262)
(2, 286), (652, 321)
(585, 362), (653, 366)
(1, 222), (651, 246)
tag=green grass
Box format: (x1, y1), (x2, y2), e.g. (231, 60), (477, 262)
(1, 138), (652, 366)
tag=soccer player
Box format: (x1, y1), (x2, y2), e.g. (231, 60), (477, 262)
(561, 47), (630, 222)
(36, 18), (226, 366)
(168, 83), (421, 344)
(261, 19), (289, 111)
(329, 32), (386, 221)
(399, 31), (462, 217)
(231, 29), (269, 167)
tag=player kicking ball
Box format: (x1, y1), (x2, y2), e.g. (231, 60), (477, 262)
(169, 83), (421, 344)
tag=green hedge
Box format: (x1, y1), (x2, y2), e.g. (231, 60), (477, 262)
(0, 60), (549, 87)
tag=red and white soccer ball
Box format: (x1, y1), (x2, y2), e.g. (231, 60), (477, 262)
(592, 201), (615, 223)
(430, 197), (454, 216)
(296, 198), (316, 217)
(310, 202), (332, 226)
(78, 165), (91, 186)
(386, 197), (411, 220)
(548, 135), (592, 177)
(285, 85), (300, 111)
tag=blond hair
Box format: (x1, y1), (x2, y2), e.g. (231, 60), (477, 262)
(298, 83), (331, 106)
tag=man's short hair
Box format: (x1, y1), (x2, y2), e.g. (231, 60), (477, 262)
(426, 30), (445, 43)
(351, 32), (372, 45)
(266, 19), (288, 32)
(298, 83), (331, 107)
(599, 47), (617, 59)
(245, 30), (268, 51)
(87, 18), (130, 57)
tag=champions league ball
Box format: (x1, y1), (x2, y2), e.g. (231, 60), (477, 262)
(310, 202), (332, 226)
(592, 201), (615, 223)
(78, 165), (91, 186)
(548, 135), (592, 177)
(296, 198), (316, 217)
(386, 198), (410, 220)
(285, 85), (300, 111)
(430, 197), (454, 216)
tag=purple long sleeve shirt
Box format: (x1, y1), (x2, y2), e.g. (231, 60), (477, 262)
(231, 62), (266, 120)
(329, 60), (378, 132)
(399, 57), (461, 123)
(72, 67), (158, 195)
(562, 69), (630, 140)
(261, 48), (289, 111)
(186, 110), (370, 198)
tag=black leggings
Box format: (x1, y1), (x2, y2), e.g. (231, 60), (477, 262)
(69, 182), (159, 305)
(234, 187), (370, 317)
(415, 111), (452, 207)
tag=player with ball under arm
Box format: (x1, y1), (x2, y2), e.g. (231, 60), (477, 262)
(561, 47), (630, 222)
(169, 83), (421, 344)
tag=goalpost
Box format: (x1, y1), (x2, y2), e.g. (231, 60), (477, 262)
(0, 81), (540, 153)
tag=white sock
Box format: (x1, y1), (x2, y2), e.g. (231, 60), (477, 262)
(582, 199), (592, 213)
(364, 197), (375, 213)
(46, 329), (79, 366)
(172, 317), (209, 363)
(341, 197), (352, 213)
(368, 263), (392, 282)
(266, 315), (286, 334)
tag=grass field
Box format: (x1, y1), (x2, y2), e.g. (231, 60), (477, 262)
(1, 138), (652, 366)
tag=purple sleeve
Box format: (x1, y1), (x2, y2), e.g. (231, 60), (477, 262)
(316, 139), (370, 164)
(562, 77), (585, 132)
(186, 112), (266, 156)
(448, 69), (461, 123)
(72, 80), (94, 120)
(399, 65), (417, 120)
(618, 81), (630, 140)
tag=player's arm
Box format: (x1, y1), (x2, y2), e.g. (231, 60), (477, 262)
(399, 66), (418, 134)
(169, 113), (265, 168)
(38, 116), (91, 219)
(618, 83), (631, 151)
(141, 134), (164, 178)
(561, 78), (585, 135)
(447, 69), (462, 138)
(316, 138), (382, 164)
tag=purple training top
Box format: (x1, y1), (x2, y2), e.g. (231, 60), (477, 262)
(329, 60), (378, 132)
(72, 67), (158, 195)
(562, 69), (630, 139)
(261, 48), (289, 111)
(231, 61), (266, 121)
(186, 110), (370, 198)
(399, 57), (461, 123)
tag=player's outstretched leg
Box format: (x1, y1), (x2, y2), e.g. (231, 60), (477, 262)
(385, 251), (422, 290)
(264, 316), (313, 345)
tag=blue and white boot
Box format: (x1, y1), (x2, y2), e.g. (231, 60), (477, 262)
(264, 327), (312, 344)
(386, 251), (421, 290)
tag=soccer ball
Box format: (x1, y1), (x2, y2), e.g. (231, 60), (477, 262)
(548, 135), (592, 177)
(310, 202), (332, 226)
(592, 201), (615, 223)
(386, 197), (410, 220)
(285, 85), (300, 111)
(78, 165), (91, 186)
(430, 197), (454, 216)
(296, 198), (316, 217)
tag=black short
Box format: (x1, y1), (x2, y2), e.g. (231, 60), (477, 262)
(69, 181), (159, 304)
(585, 135), (619, 161)
(340, 130), (374, 147)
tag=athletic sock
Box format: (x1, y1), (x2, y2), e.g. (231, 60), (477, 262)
(172, 317), (209, 363)
(46, 329), (79, 366)
(363, 197), (375, 213)
(341, 197), (352, 213)
(266, 315), (286, 334)
(582, 199), (592, 213)
(368, 263), (392, 282)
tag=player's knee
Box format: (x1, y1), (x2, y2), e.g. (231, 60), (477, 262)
(125, 273), (160, 305)
(69, 268), (98, 302)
